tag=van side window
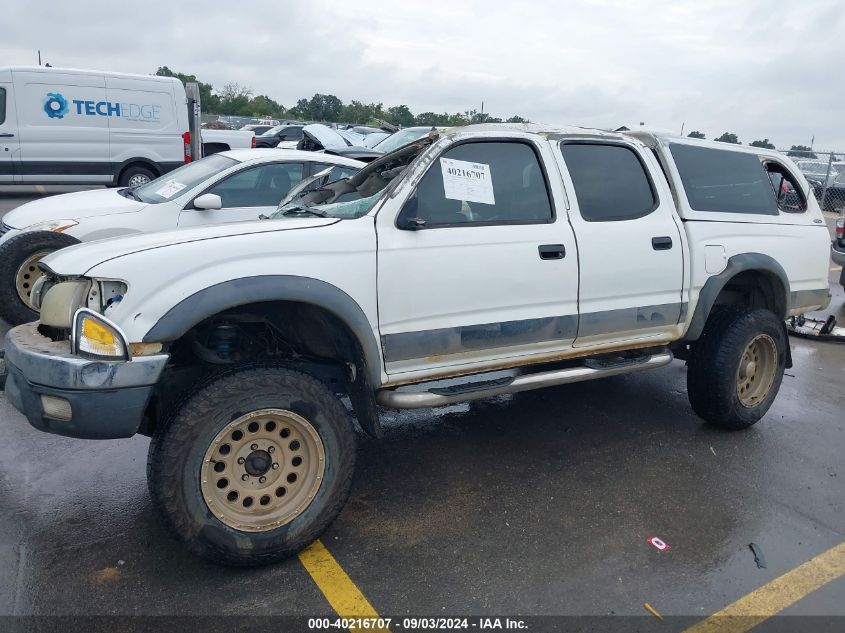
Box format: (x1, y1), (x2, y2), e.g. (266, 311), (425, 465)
(765, 162), (806, 213)
(0, 87), (6, 125)
(669, 143), (778, 215)
(561, 143), (656, 221)
(400, 141), (553, 228)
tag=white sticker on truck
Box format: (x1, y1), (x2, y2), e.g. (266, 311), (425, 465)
(155, 181), (186, 198)
(440, 158), (495, 205)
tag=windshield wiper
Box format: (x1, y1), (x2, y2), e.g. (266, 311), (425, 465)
(282, 206), (328, 218)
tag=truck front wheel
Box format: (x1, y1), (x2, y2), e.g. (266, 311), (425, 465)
(147, 366), (357, 566)
(687, 308), (787, 429)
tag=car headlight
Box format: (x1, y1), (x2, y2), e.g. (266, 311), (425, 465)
(22, 219), (78, 234)
(73, 308), (129, 360)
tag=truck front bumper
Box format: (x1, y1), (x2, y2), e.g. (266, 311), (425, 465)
(2, 323), (169, 439)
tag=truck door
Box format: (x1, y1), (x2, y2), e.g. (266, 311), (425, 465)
(555, 139), (684, 348)
(0, 78), (20, 183)
(376, 138), (579, 379)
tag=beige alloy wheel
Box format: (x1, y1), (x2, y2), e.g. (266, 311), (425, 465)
(736, 334), (778, 407)
(15, 251), (50, 308)
(201, 409), (326, 532)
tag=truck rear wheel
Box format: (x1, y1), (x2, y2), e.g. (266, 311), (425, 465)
(0, 231), (81, 325)
(147, 366), (357, 566)
(687, 308), (787, 429)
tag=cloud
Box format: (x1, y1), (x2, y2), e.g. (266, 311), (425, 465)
(2, 0), (844, 148)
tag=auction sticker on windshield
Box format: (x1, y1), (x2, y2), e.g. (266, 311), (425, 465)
(440, 158), (495, 205)
(155, 180), (186, 198)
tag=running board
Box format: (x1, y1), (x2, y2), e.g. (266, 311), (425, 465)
(376, 351), (674, 409)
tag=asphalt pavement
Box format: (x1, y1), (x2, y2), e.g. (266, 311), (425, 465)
(0, 186), (842, 628)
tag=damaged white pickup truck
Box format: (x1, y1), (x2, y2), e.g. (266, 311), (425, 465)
(2, 124), (831, 566)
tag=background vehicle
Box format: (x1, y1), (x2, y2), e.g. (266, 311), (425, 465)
(0, 149), (363, 324)
(832, 217), (845, 289)
(0, 66), (254, 187)
(239, 124), (274, 135)
(796, 160), (838, 200)
(372, 126), (441, 153)
(297, 124), (383, 162)
(254, 124), (305, 149)
(2, 125), (830, 566)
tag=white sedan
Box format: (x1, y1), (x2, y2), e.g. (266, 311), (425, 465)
(0, 149), (364, 324)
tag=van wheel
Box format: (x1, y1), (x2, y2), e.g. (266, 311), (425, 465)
(118, 165), (155, 187)
(147, 366), (357, 566)
(687, 308), (787, 429)
(0, 232), (81, 325)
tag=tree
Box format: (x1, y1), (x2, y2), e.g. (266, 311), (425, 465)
(386, 104), (414, 127)
(506, 115), (527, 123)
(750, 139), (776, 149)
(687, 130), (706, 139)
(787, 145), (818, 159)
(715, 132), (740, 144)
(155, 66), (218, 111)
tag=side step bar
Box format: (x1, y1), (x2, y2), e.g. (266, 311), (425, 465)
(376, 351), (674, 409)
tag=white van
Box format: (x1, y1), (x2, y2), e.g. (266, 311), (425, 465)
(0, 66), (195, 187)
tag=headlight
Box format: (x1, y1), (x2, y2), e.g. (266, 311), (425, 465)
(22, 219), (78, 234)
(73, 309), (129, 360)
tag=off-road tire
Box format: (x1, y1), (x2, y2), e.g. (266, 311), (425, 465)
(687, 308), (787, 429)
(147, 365), (357, 567)
(118, 165), (155, 187)
(0, 231), (80, 325)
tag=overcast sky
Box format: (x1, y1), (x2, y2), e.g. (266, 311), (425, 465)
(3, 0), (844, 149)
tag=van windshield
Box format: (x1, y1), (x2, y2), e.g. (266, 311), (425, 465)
(132, 154), (239, 203)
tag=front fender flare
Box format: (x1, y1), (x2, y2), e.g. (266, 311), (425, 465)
(142, 275), (383, 385)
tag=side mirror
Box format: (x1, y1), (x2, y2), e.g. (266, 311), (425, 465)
(193, 193), (222, 210)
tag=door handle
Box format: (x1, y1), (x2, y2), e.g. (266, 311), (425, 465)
(538, 244), (565, 260)
(0, 133), (14, 138)
(652, 236), (673, 250)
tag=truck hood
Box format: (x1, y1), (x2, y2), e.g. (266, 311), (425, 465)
(40, 217), (339, 276)
(2, 188), (146, 229)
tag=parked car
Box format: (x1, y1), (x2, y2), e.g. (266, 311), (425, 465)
(820, 170), (845, 212)
(254, 124), (305, 149)
(0, 149), (363, 324)
(2, 124), (830, 566)
(796, 160), (838, 196)
(372, 126), (442, 153)
(239, 124), (274, 135)
(832, 217), (845, 289)
(297, 124), (383, 162)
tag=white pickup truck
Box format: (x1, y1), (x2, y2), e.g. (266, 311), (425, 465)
(2, 124), (831, 566)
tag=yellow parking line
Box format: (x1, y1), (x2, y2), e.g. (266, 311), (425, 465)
(299, 540), (387, 629)
(683, 541), (845, 633)
(35, 185), (47, 194)
(832, 266), (842, 272)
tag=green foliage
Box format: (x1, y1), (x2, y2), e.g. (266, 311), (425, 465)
(687, 130), (706, 139)
(156, 66), (219, 111)
(714, 132), (740, 144)
(787, 145), (818, 159)
(154, 67), (527, 127)
(750, 139), (776, 149)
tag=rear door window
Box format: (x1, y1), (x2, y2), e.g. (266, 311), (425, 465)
(0, 87), (6, 125)
(669, 143), (778, 215)
(560, 143), (656, 221)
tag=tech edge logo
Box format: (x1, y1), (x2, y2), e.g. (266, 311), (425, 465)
(43, 92), (69, 119)
(42, 92), (161, 122)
